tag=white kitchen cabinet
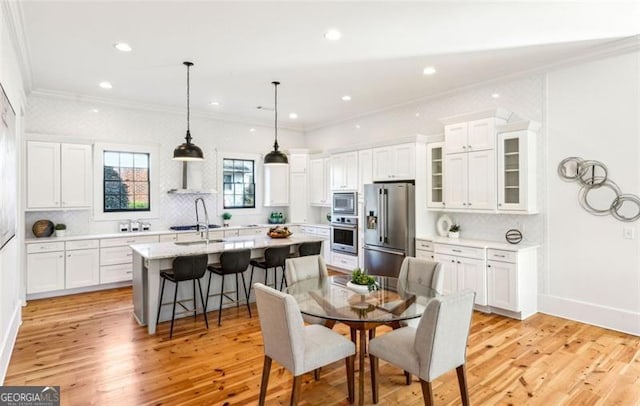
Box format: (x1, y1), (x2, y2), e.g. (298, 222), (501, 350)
(330, 151), (358, 190)
(434, 243), (487, 306)
(238, 227), (269, 237)
(331, 251), (358, 271)
(415, 239), (435, 260)
(372, 143), (415, 181)
(159, 234), (178, 242)
(264, 164), (290, 206)
(426, 143), (445, 209)
(223, 229), (240, 238)
(487, 248), (537, 319)
(27, 242), (66, 294)
(99, 235), (159, 284)
(309, 157), (331, 206)
(65, 247), (100, 289)
(289, 153), (307, 173)
(444, 115), (507, 154)
(27, 141), (92, 209)
(444, 149), (495, 210)
(497, 125), (538, 213)
(289, 172), (308, 223)
(358, 149), (373, 196)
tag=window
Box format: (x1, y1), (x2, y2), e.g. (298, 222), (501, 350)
(103, 151), (150, 212)
(223, 158), (255, 209)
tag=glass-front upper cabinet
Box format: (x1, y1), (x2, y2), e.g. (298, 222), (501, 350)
(497, 125), (537, 213)
(427, 142), (445, 209)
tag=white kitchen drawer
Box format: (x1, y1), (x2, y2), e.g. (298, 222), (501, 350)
(100, 263), (133, 284)
(224, 229), (240, 237)
(100, 246), (133, 266)
(175, 230), (224, 242)
(239, 228), (267, 236)
(159, 234), (177, 242)
(415, 249), (435, 260)
(26, 241), (65, 253)
(66, 239), (99, 250)
(434, 243), (485, 260)
(100, 235), (159, 248)
(331, 252), (358, 270)
(487, 249), (517, 263)
(315, 228), (330, 237)
(416, 239), (434, 252)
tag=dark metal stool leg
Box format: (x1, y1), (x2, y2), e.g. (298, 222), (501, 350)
(218, 273), (225, 326)
(241, 272), (252, 318)
(197, 278), (209, 329)
(235, 274), (240, 308)
(156, 277), (166, 331)
(192, 279), (197, 319)
(247, 265), (255, 302)
(170, 281), (179, 339)
(205, 270), (213, 311)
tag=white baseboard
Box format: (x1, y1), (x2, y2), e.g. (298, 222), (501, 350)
(538, 294), (640, 336)
(0, 303), (22, 384)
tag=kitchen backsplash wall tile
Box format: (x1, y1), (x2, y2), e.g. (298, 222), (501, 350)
(24, 94), (303, 236)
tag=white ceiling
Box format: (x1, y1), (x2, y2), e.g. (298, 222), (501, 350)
(18, 1), (640, 131)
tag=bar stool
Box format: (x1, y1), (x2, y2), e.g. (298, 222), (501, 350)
(156, 254), (209, 339)
(249, 245), (290, 296)
(280, 241), (323, 289)
(205, 249), (252, 326)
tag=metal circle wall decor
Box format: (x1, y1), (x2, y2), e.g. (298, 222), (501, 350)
(557, 156), (640, 222)
(505, 229), (523, 244)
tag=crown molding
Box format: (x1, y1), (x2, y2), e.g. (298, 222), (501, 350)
(29, 89), (305, 133)
(2, 0), (32, 94)
(306, 35), (640, 133)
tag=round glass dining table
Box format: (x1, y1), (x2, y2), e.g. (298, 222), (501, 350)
(286, 274), (439, 405)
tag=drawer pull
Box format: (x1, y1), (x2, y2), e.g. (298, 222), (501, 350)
(452, 249), (462, 253)
(495, 254), (505, 258)
(126, 253), (133, 256)
(126, 271), (133, 274)
(126, 240), (135, 243)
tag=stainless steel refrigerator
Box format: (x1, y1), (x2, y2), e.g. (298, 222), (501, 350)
(363, 183), (415, 277)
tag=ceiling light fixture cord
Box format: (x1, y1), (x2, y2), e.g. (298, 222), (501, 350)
(184, 61), (193, 144)
(273, 81), (279, 151)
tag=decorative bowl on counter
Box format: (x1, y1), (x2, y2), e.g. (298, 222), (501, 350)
(267, 226), (292, 238)
(32, 220), (54, 238)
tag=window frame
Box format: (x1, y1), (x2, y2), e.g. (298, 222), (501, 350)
(103, 150), (151, 213)
(93, 142), (159, 221)
(222, 158), (256, 210)
(216, 152), (263, 216)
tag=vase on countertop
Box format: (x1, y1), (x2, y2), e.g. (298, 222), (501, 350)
(448, 231), (459, 239)
(55, 230), (66, 237)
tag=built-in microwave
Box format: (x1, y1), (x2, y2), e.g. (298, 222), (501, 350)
(332, 192), (357, 216)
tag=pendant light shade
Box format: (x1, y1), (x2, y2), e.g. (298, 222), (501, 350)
(264, 81), (288, 165)
(173, 61), (204, 161)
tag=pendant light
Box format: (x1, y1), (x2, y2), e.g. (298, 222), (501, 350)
(264, 81), (288, 165)
(173, 61), (204, 161)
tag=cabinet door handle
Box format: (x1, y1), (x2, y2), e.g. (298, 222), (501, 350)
(487, 264), (492, 268)
(498, 203), (502, 207)
(468, 202), (472, 206)
(457, 261), (461, 264)
(467, 145), (472, 150)
(450, 260), (455, 263)
(462, 203), (467, 206)
(59, 255), (64, 259)
(67, 254), (71, 257)
(462, 145), (467, 149)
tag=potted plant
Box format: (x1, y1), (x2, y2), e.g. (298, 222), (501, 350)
(448, 224), (460, 239)
(347, 268), (379, 294)
(222, 212), (232, 227)
(55, 223), (67, 237)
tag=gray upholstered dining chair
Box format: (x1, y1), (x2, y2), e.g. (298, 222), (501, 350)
(254, 283), (355, 405)
(284, 255), (332, 327)
(397, 256), (444, 329)
(368, 289), (475, 405)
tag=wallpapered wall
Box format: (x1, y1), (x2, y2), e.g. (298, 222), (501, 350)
(24, 94), (306, 237)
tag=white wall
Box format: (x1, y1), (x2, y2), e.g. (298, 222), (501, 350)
(0, 3), (26, 383)
(543, 51), (640, 335)
(24, 94), (307, 236)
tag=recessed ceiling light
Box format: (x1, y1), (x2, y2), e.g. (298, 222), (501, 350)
(415, 112), (420, 117)
(249, 128), (256, 132)
(113, 42), (132, 52)
(289, 113), (298, 119)
(99, 81), (112, 89)
(491, 93), (500, 99)
(209, 101), (220, 106)
(423, 66), (437, 75)
(324, 29), (342, 41)
(89, 108), (99, 113)
(355, 124), (361, 129)
(342, 95), (352, 101)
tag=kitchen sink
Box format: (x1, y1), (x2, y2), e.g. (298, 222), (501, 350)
(174, 239), (224, 246)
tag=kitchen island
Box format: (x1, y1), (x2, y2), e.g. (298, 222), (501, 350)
(130, 234), (325, 334)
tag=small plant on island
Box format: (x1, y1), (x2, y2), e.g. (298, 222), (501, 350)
(55, 223), (66, 230)
(449, 224), (460, 233)
(351, 268), (379, 292)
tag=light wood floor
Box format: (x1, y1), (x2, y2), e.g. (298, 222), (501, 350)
(5, 287), (640, 405)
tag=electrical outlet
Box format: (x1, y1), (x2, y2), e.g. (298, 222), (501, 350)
(623, 227), (635, 240)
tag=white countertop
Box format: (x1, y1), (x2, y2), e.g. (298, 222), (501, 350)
(416, 235), (539, 251)
(130, 234), (325, 260)
(25, 223), (331, 243)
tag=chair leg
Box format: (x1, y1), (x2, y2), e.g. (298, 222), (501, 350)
(258, 356), (272, 406)
(196, 278), (209, 329)
(370, 354), (379, 404)
(456, 364), (470, 406)
(345, 355), (355, 403)
(240, 272), (252, 318)
(290, 375), (302, 406)
(218, 273), (225, 326)
(192, 279), (197, 319)
(405, 371), (412, 385)
(350, 327), (356, 343)
(313, 368), (320, 381)
(155, 277), (166, 331)
(369, 328), (376, 340)
(169, 281), (179, 339)
(420, 379), (435, 406)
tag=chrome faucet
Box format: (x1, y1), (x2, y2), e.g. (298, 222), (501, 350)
(195, 197), (210, 242)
